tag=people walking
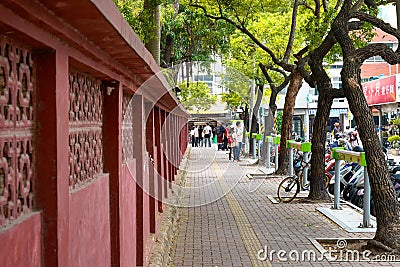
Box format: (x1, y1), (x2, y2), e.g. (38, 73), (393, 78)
(198, 125), (204, 147)
(234, 121), (243, 161)
(216, 123), (225, 150)
(331, 122), (341, 140)
(228, 127), (237, 161)
(223, 124), (229, 151)
(203, 123), (212, 147)
(194, 125), (199, 147)
(190, 126), (196, 147)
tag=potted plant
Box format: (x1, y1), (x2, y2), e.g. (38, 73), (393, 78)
(388, 135), (400, 155)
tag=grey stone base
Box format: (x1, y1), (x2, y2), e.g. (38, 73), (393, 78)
(147, 148), (190, 267)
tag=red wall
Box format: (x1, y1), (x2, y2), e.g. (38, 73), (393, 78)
(0, 2), (188, 266)
(68, 175), (111, 267)
(120, 161), (137, 267)
(0, 213), (42, 267)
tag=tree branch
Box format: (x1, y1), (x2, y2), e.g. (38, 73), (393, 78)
(190, 3), (295, 72)
(335, 0), (344, 10)
(348, 20), (364, 30)
(327, 88), (345, 98)
(299, 0), (317, 16)
(356, 43), (400, 64)
(332, 0), (356, 57)
(322, 0), (328, 12)
(283, 0), (300, 63)
(351, 0), (365, 12)
(352, 11), (400, 41)
(298, 56), (314, 86)
(259, 63), (291, 92)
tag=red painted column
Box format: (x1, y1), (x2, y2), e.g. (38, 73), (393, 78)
(161, 110), (169, 197)
(179, 117), (183, 159)
(145, 103), (157, 233)
(172, 115), (177, 175)
(167, 112), (173, 186)
(132, 94), (150, 266)
(185, 121), (188, 153)
(154, 107), (164, 212)
(35, 50), (69, 267)
(173, 115), (177, 178)
(179, 117), (185, 160)
(102, 81), (122, 267)
(182, 119), (187, 158)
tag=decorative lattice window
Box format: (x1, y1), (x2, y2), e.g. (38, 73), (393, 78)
(0, 38), (34, 227)
(122, 92), (134, 163)
(68, 71), (103, 190)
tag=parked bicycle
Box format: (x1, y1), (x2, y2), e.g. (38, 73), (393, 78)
(277, 154), (310, 203)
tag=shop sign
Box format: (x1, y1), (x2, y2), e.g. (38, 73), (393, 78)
(362, 75), (397, 105)
(330, 108), (348, 117)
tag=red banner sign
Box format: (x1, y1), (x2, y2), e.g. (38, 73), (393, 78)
(362, 75), (397, 105)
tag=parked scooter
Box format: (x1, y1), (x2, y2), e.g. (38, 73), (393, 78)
(346, 165), (400, 215)
(342, 166), (364, 201)
(328, 162), (360, 195)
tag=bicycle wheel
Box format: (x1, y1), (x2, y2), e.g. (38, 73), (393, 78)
(278, 177), (300, 203)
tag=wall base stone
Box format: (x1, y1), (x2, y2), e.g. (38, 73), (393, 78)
(147, 147), (190, 267)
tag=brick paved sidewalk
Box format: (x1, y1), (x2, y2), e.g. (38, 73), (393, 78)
(171, 147), (398, 267)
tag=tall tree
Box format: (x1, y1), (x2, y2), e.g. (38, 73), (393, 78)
(331, 0), (400, 250)
(114, 0), (233, 68)
(259, 64), (291, 165)
(144, 0), (161, 64)
(114, 0), (162, 64)
(190, 0), (307, 174)
(220, 66), (251, 124)
(291, 1), (346, 201)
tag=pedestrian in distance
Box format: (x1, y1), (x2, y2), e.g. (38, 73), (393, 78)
(216, 122), (225, 150)
(228, 127), (238, 161)
(198, 125), (203, 147)
(388, 121), (395, 136)
(194, 125), (199, 147)
(331, 122), (341, 138)
(234, 121), (243, 161)
(190, 126), (196, 147)
(203, 123), (212, 147)
(223, 124), (229, 151)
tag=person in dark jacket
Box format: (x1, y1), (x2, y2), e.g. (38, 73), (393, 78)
(198, 125), (203, 147)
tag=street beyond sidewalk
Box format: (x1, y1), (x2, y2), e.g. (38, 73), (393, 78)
(171, 146), (399, 267)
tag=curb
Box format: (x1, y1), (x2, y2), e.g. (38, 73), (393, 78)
(147, 147), (190, 267)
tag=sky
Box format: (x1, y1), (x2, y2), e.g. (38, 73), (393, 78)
(379, 5), (397, 27)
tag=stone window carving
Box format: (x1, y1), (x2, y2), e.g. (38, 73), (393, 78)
(0, 38), (34, 227)
(122, 92), (133, 162)
(68, 71), (103, 190)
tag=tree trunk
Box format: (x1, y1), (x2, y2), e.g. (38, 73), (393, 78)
(259, 89), (277, 165)
(307, 91), (332, 201)
(276, 70), (303, 175)
(342, 58), (400, 249)
(144, 0), (161, 65)
(241, 106), (249, 132)
(397, 0), (400, 31)
(162, 34), (174, 68)
(249, 84), (263, 157)
(161, 0), (179, 68)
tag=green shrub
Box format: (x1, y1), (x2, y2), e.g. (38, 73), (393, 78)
(388, 135), (400, 143)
